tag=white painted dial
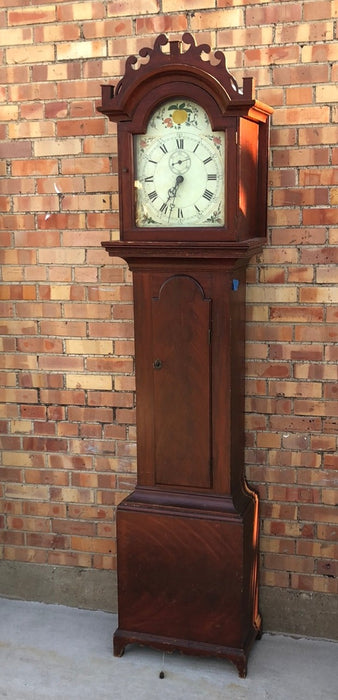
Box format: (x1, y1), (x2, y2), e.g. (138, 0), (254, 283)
(134, 99), (225, 228)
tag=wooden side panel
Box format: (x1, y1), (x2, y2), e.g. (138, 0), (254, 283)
(152, 275), (212, 489)
(238, 118), (259, 240)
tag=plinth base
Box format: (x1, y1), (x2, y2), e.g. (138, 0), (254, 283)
(113, 620), (262, 678)
(113, 491), (261, 678)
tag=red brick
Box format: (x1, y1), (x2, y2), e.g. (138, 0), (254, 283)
(84, 18), (134, 39)
(273, 188), (328, 207)
(57, 119), (105, 138)
(17, 337), (62, 354)
(52, 520), (95, 537)
(246, 4), (302, 26)
(324, 455), (338, 470)
(39, 321), (86, 336)
(87, 392), (133, 408)
(34, 23), (80, 43)
(45, 102), (68, 119)
(7, 44), (54, 65)
(57, 2), (105, 22)
(299, 505), (338, 524)
(295, 325), (338, 343)
(302, 43), (338, 63)
(0, 64), (29, 84)
(71, 535), (115, 555)
(8, 7), (56, 25)
(299, 126), (338, 146)
(300, 247), (338, 265)
(0, 467), (23, 483)
(48, 552), (92, 567)
(273, 64), (329, 87)
(83, 137), (117, 157)
(323, 383), (338, 400)
(11, 159), (58, 177)
(256, 87), (284, 107)
(285, 87), (313, 106)
(273, 147), (329, 167)
(303, 1), (334, 20)
(0, 142), (32, 159)
(62, 157), (111, 175)
(32, 63), (81, 83)
(325, 345), (338, 362)
(303, 209), (338, 226)
(39, 390), (86, 406)
(1, 6), (337, 593)
(218, 26), (273, 48)
(310, 435), (336, 452)
(275, 22), (333, 44)
(135, 14), (187, 35)
(270, 344), (324, 362)
(247, 325), (292, 342)
(4, 547), (48, 564)
(69, 101), (94, 118)
(294, 400), (338, 417)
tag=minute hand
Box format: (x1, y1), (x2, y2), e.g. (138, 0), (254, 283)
(167, 175), (184, 220)
(166, 175), (184, 201)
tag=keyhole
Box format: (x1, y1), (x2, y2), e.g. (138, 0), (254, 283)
(153, 359), (162, 370)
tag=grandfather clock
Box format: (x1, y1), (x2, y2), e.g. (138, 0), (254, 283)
(98, 33), (272, 677)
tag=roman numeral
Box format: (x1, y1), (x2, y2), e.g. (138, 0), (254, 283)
(160, 203), (168, 214)
(144, 175), (154, 182)
(177, 208), (183, 218)
(194, 204), (201, 214)
(193, 143), (199, 153)
(159, 143), (168, 154)
(203, 156), (213, 165)
(148, 159), (157, 164)
(207, 174), (217, 180)
(148, 190), (158, 202)
(203, 189), (213, 201)
(176, 138), (184, 149)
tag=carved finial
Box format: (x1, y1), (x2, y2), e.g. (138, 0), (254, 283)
(99, 33), (254, 115)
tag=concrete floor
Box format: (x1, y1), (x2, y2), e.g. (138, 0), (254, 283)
(0, 598), (336, 700)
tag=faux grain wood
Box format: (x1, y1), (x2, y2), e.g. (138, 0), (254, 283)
(99, 33), (271, 677)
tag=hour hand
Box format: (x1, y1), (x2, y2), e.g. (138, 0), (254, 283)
(171, 174), (184, 198)
(165, 175), (184, 206)
(167, 176), (184, 221)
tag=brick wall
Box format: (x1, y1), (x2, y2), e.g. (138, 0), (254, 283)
(0, 1), (337, 622)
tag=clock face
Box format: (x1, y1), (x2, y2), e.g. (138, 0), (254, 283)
(134, 99), (225, 228)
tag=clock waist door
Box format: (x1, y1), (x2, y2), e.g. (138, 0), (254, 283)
(134, 270), (235, 494)
(143, 273), (212, 491)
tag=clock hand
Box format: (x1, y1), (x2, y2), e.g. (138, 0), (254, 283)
(164, 175), (184, 207)
(169, 152), (191, 175)
(170, 156), (191, 167)
(174, 174), (184, 189)
(167, 175), (184, 220)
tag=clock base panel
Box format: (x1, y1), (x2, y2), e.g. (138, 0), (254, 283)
(113, 496), (261, 677)
(113, 623), (262, 678)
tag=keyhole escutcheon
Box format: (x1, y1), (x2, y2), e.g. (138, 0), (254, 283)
(153, 359), (162, 370)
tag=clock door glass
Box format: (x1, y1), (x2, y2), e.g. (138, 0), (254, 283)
(134, 99), (225, 227)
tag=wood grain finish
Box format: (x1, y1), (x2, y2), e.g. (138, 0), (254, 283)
(114, 494), (261, 678)
(101, 250), (262, 676)
(99, 33), (271, 678)
(152, 275), (212, 489)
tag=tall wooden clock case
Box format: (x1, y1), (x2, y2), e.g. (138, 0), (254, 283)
(98, 33), (272, 677)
